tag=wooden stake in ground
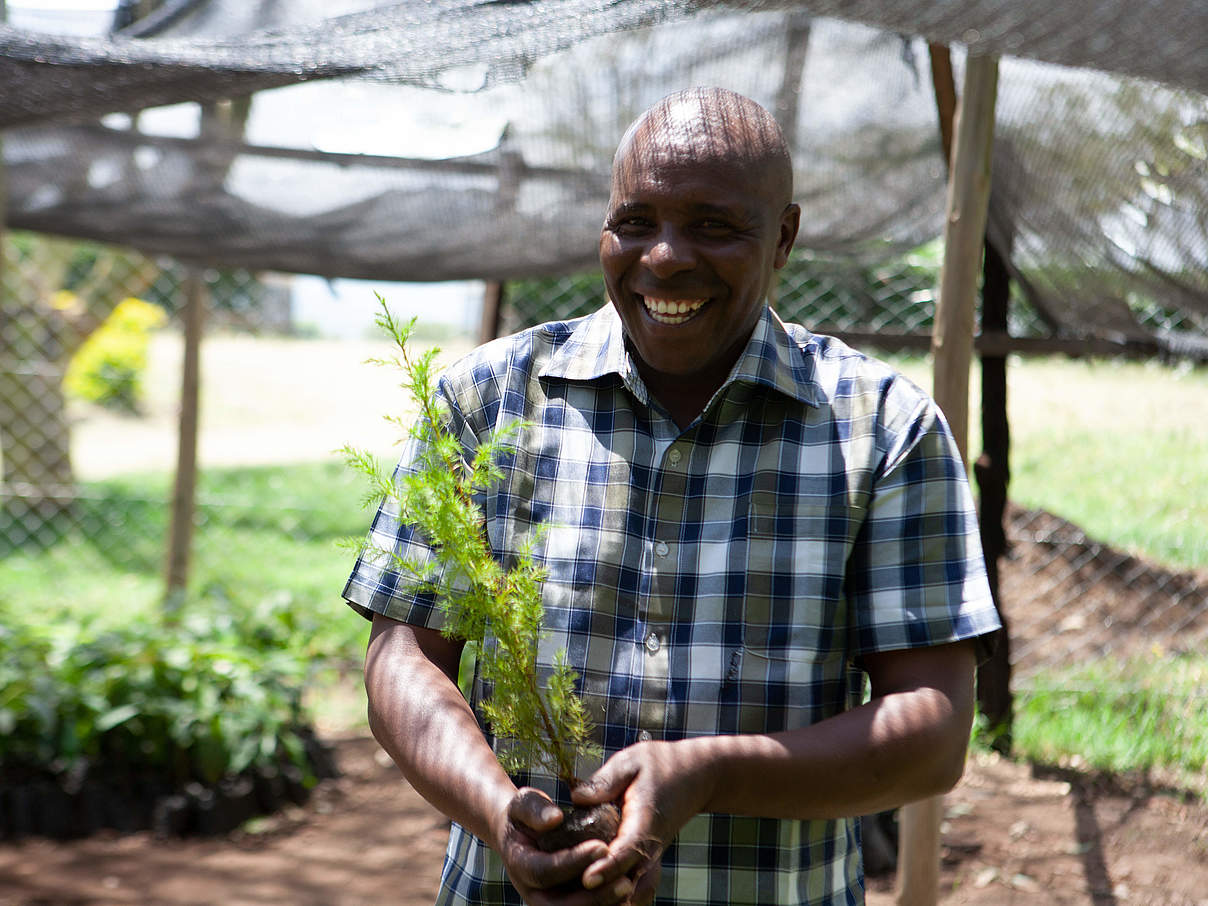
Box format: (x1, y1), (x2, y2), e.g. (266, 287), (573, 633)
(164, 266), (206, 609)
(898, 51), (999, 906)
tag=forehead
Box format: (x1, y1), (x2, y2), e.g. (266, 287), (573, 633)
(610, 104), (784, 210)
(609, 153), (765, 215)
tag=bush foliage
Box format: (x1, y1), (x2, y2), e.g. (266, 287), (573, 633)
(64, 295), (166, 412)
(0, 594), (323, 791)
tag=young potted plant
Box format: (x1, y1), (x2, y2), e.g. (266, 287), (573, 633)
(343, 299), (619, 852)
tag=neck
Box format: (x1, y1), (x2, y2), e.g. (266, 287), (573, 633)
(637, 364), (726, 430)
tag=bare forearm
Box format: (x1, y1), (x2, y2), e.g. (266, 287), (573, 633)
(364, 615), (517, 843)
(683, 679), (971, 821)
(577, 639), (976, 861)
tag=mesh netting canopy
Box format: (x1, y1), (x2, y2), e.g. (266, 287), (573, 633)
(3, 0), (1208, 351)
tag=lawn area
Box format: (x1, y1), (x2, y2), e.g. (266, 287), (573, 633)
(0, 461), (372, 666)
(887, 353), (1208, 572)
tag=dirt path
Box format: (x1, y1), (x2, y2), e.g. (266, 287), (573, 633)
(3, 736), (1206, 906)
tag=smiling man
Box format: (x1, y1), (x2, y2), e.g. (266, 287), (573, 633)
(346, 88), (1001, 905)
(600, 89), (799, 427)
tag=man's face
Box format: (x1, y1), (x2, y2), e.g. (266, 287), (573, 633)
(599, 143), (799, 394)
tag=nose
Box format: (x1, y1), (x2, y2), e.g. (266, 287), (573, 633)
(642, 225), (695, 278)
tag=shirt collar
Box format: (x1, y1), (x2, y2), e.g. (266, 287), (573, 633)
(540, 303), (823, 408)
(539, 304), (641, 391)
(730, 307), (824, 408)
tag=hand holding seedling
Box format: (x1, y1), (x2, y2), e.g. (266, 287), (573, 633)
(346, 300), (623, 898)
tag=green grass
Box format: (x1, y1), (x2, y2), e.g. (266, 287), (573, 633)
(884, 353), (1208, 573)
(1011, 652), (1208, 796)
(1011, 428), (1208, 569)
(0, 461), (374, 666)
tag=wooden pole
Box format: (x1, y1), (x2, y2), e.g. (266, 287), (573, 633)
(927, 43), (957, 169)
(479, 281), (505, 344)
(973, 238), (1013, 751)
(930, 53), (998, 461)
(771, 14), (811, 310)
(162, 98), (246, 615)
(931, 37), (1014, 750)
(164, 266), (206, 614)
(897, 52), (999, 906)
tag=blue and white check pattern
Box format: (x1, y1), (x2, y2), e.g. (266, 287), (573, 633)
(344, 304), (1000, 905)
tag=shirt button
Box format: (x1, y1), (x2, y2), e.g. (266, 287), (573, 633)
(667, 447), (682, 466)
(644, 631), (661, 653)
(655, 541), (669, 557)
(637, 730), (653, 742)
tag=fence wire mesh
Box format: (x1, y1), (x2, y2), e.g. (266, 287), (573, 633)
(2, 233), (1205, 791)
(502, 255), (1057, 340)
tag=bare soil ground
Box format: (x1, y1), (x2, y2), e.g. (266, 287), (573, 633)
(3, 734), (1206, 906)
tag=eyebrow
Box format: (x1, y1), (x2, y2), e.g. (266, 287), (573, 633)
(608, 200), (755, 220)
(608, 201), (649, 217)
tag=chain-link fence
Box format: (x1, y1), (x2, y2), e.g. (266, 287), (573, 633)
(503, 253), (1208, 343)
(0, 235), (286, 553)
(3, 231), (1206, 790)
(1005, 506), (1208, 682)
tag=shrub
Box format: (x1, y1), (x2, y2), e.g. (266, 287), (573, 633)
(0, 596), (334, 837)
(63, 295), (167, 412)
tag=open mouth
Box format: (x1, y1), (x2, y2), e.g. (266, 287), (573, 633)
(640, 295), (708, 325)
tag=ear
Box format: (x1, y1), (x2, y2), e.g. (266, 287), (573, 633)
(774, 203), (801, 269)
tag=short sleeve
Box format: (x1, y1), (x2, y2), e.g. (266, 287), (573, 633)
(846, 399), (1001, 657)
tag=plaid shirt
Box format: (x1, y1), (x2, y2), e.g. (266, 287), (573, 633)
(344, 304), (1000, 905)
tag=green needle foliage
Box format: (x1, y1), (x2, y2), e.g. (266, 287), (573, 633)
(341, 297), (600, 787)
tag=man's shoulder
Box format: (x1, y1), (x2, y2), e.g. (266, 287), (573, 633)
(437, 313), (604, 423)
(776, 318), (932, 415)
(442, 315), (591, 385)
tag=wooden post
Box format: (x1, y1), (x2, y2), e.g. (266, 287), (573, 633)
(930, 53), (998, 460)
(897, 52), (999, 906)
(480, 281), (505, 345)
(932, 35), (1015, 755)
(771, 14), (811, 309)
(774, 13), (812, 142)
(927, 44), (957, 169)
(162, 98), (246, 614)
(973, 238), (1013, 751)
(164, 267), (206, 613)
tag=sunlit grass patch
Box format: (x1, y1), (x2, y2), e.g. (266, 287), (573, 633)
(1011, 651), (1208, 797)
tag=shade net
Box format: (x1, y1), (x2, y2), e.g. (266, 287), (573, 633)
(2, 0), (1207, 353)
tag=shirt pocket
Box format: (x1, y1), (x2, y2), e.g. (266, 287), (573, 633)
(742, 489), (857, 660)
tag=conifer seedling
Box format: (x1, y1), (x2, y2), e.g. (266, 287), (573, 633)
(342, 298), (618, 850)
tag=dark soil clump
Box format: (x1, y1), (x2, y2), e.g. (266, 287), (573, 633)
(536, 802), (621, 853)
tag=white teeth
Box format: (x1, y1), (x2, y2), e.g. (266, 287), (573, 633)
(641, 297), (707, 324)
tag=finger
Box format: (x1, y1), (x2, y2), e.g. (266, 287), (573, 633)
(519, 872), (635, 906)
(628, 859), (662, 906)
(509, 787), (564, 834)
(572, 760), (637, 807)
(580, 820), (656, 892)
(509, 836), (611, 891)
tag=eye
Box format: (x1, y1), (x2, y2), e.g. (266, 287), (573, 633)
(694, 219), (737, 238)
(607, 215), (654, 237)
